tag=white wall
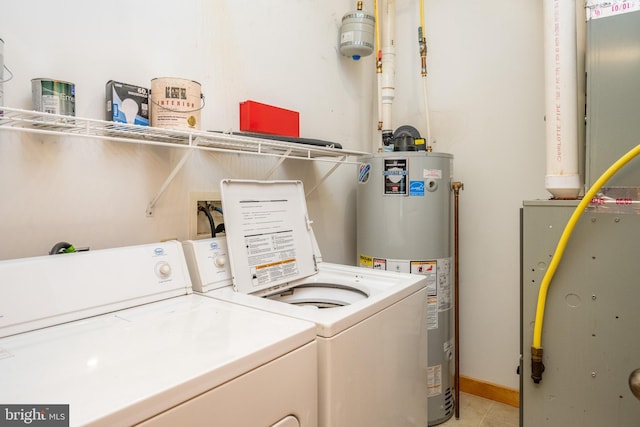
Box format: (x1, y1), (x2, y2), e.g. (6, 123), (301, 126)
(417, 1), (551, 390)
(0, 1), (583, 391)
(0, 0), (367, 264)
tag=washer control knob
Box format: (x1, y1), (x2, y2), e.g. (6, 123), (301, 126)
(214, 256), (226, 268)
(155, 261), (172, 279)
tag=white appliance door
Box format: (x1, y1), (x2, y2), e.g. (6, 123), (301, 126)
(137, 342), (317, 426)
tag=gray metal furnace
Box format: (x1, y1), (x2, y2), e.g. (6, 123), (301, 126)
(585, 8), (640, 189)
(356, 151), (454, 425)
(520, 5), (640, 427)
(520, 200), (640, 426)
(520, 7), (640, 424)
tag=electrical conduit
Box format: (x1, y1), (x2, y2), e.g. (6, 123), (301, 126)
(531, 142), (640, 383)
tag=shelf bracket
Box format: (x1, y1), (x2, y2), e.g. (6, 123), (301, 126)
(262, 148), (293, 179)
(146, 147), (195, 217)
(305, 155), (348, 197)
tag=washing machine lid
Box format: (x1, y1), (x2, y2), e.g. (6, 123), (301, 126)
(221, 179), (319, 297)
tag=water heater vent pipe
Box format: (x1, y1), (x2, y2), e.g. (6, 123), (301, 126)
(543, 0), (581, 199)
(380, 0), (396, 147)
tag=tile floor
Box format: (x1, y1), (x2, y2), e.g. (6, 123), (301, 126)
(438, 392), (519, 427)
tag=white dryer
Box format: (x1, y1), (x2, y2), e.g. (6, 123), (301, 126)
(183, 179), (429, 427)
(0, 241), (317, 427)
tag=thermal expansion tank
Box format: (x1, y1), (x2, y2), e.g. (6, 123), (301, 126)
(356, 152), (454, 426)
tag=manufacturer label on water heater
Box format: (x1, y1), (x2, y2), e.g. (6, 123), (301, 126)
(383, 158), (408, 195)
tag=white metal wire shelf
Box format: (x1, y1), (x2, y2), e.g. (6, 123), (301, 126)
(0, 107), (368, 161)
(1, 106), (369, 216)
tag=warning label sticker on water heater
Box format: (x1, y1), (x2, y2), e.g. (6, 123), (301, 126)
(383, 158), (408, 195)
(359, 256), (452, 330)
(427, 364), (443, 397)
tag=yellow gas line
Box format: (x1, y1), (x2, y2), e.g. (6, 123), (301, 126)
(531, 143), (640, 383)
(419, 0), (425, 39)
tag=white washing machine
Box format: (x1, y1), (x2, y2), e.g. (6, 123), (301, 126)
(183, 179), (429, 427)
(0, 241), (317, 427)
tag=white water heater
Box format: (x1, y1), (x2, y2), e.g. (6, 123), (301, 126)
(356, 151), (454, 425)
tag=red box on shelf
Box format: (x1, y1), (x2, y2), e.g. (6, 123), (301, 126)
(239, 100), (300, 138)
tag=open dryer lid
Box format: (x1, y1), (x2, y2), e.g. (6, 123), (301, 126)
(221, 179), (319, 297)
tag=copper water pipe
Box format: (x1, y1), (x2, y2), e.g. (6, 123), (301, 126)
(452, 181), (464, 419)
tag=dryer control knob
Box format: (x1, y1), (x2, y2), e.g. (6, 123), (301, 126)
(214, 256), (226, 268)
(155, 261), (172, 279)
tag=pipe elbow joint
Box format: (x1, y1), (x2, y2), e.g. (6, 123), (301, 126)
(531, 346), (545, 384)
(382, 130), (394, 146)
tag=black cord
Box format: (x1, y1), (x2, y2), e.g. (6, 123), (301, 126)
(198, 205), (216, 238)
